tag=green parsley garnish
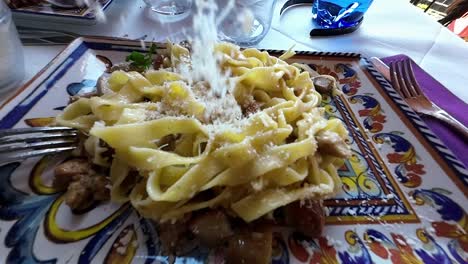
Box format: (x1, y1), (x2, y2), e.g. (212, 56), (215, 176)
(125, 43), (157, 71)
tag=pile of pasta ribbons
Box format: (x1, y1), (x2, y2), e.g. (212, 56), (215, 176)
(57, 43), (350, 223)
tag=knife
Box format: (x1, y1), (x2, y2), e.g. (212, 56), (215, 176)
(369, 57), (391, 81)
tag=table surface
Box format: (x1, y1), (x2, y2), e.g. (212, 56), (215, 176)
(2, 0), (468, 104)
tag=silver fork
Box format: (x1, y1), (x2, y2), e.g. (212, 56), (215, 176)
(389, 59), (468, 139)
(0, 127), (79, 164)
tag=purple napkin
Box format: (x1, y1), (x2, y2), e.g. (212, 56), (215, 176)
(381, 55), (468, 168)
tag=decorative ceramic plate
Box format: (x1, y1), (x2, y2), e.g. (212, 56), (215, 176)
(0, 37), (467, 264)
(10, 0), (113, 25)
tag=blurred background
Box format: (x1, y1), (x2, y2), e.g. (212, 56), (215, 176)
(410, 0), (468, 40)
(413, 0), (454, 19)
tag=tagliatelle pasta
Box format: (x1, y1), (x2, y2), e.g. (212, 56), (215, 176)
(56, 42), (350, 223)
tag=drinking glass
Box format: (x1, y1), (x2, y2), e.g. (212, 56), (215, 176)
(0, 1), (24, 93)
(312, 0), (374, 28)
(143, 0), (193, 19)
(217, 0), (278, 46)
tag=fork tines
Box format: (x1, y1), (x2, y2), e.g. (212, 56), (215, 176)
(389, 59), (468, 139)
(0, 127), (78, 164)
(389, 59), (422, 99)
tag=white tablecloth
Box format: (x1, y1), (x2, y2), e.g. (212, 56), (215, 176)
(4, 0), (468, 103)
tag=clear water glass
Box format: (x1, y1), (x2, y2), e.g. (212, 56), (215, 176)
(312, 0), (374, 28)
(217, 0), (278, 47)
(143, 0), (193, 17)
(0, 1), (24, 93)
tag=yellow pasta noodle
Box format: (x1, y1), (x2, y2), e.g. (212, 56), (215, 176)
(56, 42), (350, 223)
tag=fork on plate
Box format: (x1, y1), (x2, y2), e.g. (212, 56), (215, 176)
(0, 127), (78, 164)
(389, 59), (468, 139)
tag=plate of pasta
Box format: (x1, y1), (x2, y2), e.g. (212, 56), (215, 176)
(0, 37), (466, 264)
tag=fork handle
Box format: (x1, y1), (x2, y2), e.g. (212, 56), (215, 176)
(429, 110), (468, 139)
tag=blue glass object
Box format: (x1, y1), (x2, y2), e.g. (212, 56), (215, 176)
(312, 0), (374, 28)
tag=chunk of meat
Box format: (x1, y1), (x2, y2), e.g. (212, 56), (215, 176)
(53, 159), (90, 189)
(64, 174), (110, 210)
(110, 62), (141, 73)
(224, 229), (273, 264)
(69, 91), (100, 104)
(65, 178), (93, 210)
(316, 131), (351, 158)
(156, 134), (180, 152)
(96, 75), (110, 95)
(92, 174), (111, 201)
(55, 158), (110, 210)
(179, 41), (192, 52)
(313, 76), (335, 94)
(242, 100), (261, 117)
(188, 211), (233, 247)
(153, 54), (171, 70)
(158, 216), (191, 254)
(284, 200), (325, 238)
